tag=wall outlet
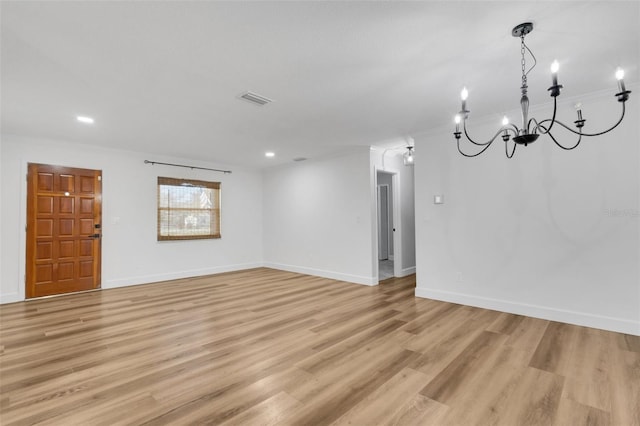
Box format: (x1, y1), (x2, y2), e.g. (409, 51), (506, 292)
(456, 271), (463, 283)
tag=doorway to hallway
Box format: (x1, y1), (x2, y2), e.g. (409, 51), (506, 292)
(377, 170), (395, 282)
(378, 259), (394, 281)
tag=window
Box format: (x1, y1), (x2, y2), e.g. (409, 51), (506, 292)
(157, 177), (221, 241)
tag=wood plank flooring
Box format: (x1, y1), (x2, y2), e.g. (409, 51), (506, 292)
(1, 268), (638, 425)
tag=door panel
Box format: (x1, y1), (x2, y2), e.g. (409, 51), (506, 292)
(26, 163), (102, 298)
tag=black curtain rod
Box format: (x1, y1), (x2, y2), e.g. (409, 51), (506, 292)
(144, 160), (232, 174)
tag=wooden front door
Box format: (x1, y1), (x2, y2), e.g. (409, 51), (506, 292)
(26, 163), (102, 298)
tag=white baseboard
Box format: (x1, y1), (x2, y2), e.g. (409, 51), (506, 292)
(415, 287), (640, 336)
(104, 262), (264, 289)
(397, 266), (416, 277)
(0, 292), (22, 304)
(0, 262), (374, 304)
(0, 263), (266, 304)
(264, 262), (377, 286)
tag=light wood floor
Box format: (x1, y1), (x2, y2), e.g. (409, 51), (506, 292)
(1, 268), (638, 425)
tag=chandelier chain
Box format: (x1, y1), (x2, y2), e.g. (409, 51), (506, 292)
(521, 35), (526, 87)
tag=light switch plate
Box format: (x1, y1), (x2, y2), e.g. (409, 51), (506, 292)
(434, 195), (444, 204)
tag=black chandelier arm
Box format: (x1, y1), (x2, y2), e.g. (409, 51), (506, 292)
(505, 140), (517, 158)
(575, 101), (626, 137)
(533, 118), (583, 151)
(535, 100), (627, 137)
(547, 129), (583, 150)
(504, 124), (519, 135)
(457, 137), (494, 157)
(530, 97), (558, 135)
(463, 120), (505, 146)
(507, 126), (520, 137)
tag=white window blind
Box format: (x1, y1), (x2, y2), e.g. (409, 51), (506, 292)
(157, 177), (221, 241)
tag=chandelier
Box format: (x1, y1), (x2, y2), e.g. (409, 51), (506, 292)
(453, 22), (631, 158)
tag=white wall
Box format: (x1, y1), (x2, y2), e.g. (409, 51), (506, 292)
(371, 149), (416, 276)
(0, 136), (3, 299)
(0, 135), (263, 303)
(262, 148), (376, 285)
(414, 89), (640, 335)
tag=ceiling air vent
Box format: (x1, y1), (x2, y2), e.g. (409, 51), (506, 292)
(239, 91), (273, 106)
(293, 157), (307, 162)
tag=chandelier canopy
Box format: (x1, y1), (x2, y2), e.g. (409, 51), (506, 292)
(453, 22), (631, 158)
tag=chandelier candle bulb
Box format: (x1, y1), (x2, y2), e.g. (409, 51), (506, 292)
(453, 114), (462, 139)
(551, 60), (560, 86)
(616, 68), (626, 93)
(461, 87), (468, 112)
(502, 116), (509, 126)
(575, 103), (583, 121)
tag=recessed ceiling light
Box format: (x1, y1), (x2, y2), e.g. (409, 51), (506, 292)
(76, 116), (94, 124)
(265, 152), (275, 158)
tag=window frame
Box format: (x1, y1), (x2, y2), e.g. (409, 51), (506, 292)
(156, 177), (221, 241)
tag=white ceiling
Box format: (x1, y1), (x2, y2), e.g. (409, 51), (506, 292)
(2, 1), (638, 168)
